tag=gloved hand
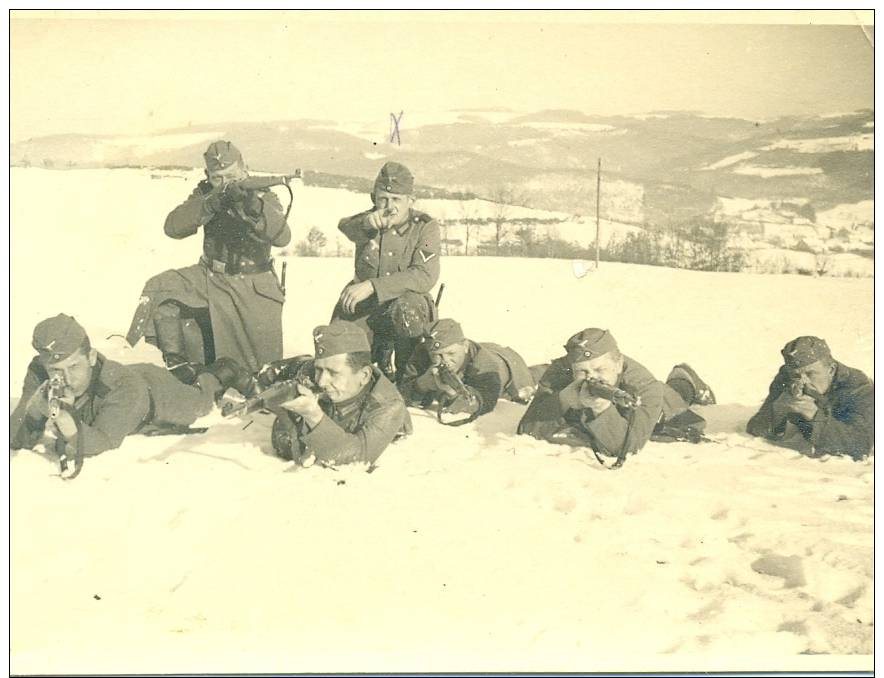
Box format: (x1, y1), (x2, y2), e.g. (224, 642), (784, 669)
(197, 180), (224, 215)
(223, 184), (263, 218)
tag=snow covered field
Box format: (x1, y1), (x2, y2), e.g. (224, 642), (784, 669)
(9, 168), (874, 673)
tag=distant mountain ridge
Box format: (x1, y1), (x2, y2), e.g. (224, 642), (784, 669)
(11, 108), (872, 226)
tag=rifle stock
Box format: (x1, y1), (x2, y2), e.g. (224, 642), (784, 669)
(222, 379), (302, 418)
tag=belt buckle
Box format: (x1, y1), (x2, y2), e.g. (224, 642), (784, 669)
(211, 259), (227, 274)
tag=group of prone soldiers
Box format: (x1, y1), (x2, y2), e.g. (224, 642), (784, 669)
(10, 141), (874, 478)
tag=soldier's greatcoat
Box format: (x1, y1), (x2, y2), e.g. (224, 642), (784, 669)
(126, 181), (290, 372)
(747, 361), (873, 459)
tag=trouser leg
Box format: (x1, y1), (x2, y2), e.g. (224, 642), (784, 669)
(154, 302), (204, 384)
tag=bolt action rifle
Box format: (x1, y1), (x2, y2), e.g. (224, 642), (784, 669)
(222, 355), (320, 418)
(582, 378), (641, 409)
(433, 362), (480, 426)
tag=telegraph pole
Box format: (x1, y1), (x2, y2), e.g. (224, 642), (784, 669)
(595, 157), (601, 269)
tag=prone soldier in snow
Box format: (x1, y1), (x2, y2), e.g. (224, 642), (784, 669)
(398, 318), (541, 425)
(331, 161), (441, 381)
(10, 314), (250, 478)
(746, 336), (873, 460)
(517, 328), (716, 467)
(266, 321), (412, 469)
(126, 140), (291, 382)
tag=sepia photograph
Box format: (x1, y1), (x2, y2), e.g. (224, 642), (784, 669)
(8, 9), (874, 674)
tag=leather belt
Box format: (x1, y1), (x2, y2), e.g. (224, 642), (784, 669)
(200, 256), (272, 275)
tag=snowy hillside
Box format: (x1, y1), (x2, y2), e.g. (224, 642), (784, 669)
(9, 167), (874, 673)
(12, 109), (873, 224)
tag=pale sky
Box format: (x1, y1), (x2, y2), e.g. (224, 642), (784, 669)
(10, 10), (874, 141)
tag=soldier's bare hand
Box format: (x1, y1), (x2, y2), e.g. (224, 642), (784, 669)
(340, 281), (375, 314)
(430, 367), (458, 398)
(367, 208), (398, 231)
(284, 384), (324, 428)
(785, 394), (818, 420)
(577, 381), (611, 414)
(558, 380), (584, 411)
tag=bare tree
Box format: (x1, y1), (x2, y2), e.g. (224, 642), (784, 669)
(487, 185), (520, 254)
(458, 201), (477, 256)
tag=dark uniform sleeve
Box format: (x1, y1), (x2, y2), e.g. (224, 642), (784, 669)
(338, 211), (374, 245)
(164, 184), (212, 239)
(461, 366), (504, 416)
(397, 354), (439, 407)
(10, 358), (49, 450)
(65, 373), (151, 457)
(517, 360), (576, 441)
(746, 367), (791, 439)
(372, 219), (441, 304)
(808, 379), (874, 459)
(301, 398), (406, 466)
(248, 190), (291, 247)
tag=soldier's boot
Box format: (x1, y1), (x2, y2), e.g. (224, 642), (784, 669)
(155, 317), (202, 385)
(200, 357), (254, 399)
(374, 343), (397, 382)
(666, 363), (716, 406)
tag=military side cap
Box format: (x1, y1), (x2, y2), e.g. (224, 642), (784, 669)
(781, 336), (831, 369)
(564, 328), (618, 362)
(374, 161), (414, 195)
(313, 321), (370, 358)
(425, 319), (465, 351)
(204, 140), (243, 171)
(32, 313), (89, 364)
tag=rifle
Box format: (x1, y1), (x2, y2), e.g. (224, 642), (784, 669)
(47, 373), (65, 420)
(226, 171), (302, 220)
(222, 375), (322, 419)
(434, 363), (480, 426)
(582, 378), (641, 409)
(42, 373), (84, 480)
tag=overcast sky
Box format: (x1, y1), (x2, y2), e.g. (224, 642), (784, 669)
(10, 10), (874, 141)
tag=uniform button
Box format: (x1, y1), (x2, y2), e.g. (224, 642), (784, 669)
(387, 251), (394, 256)
(385, 272), (391, 276)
